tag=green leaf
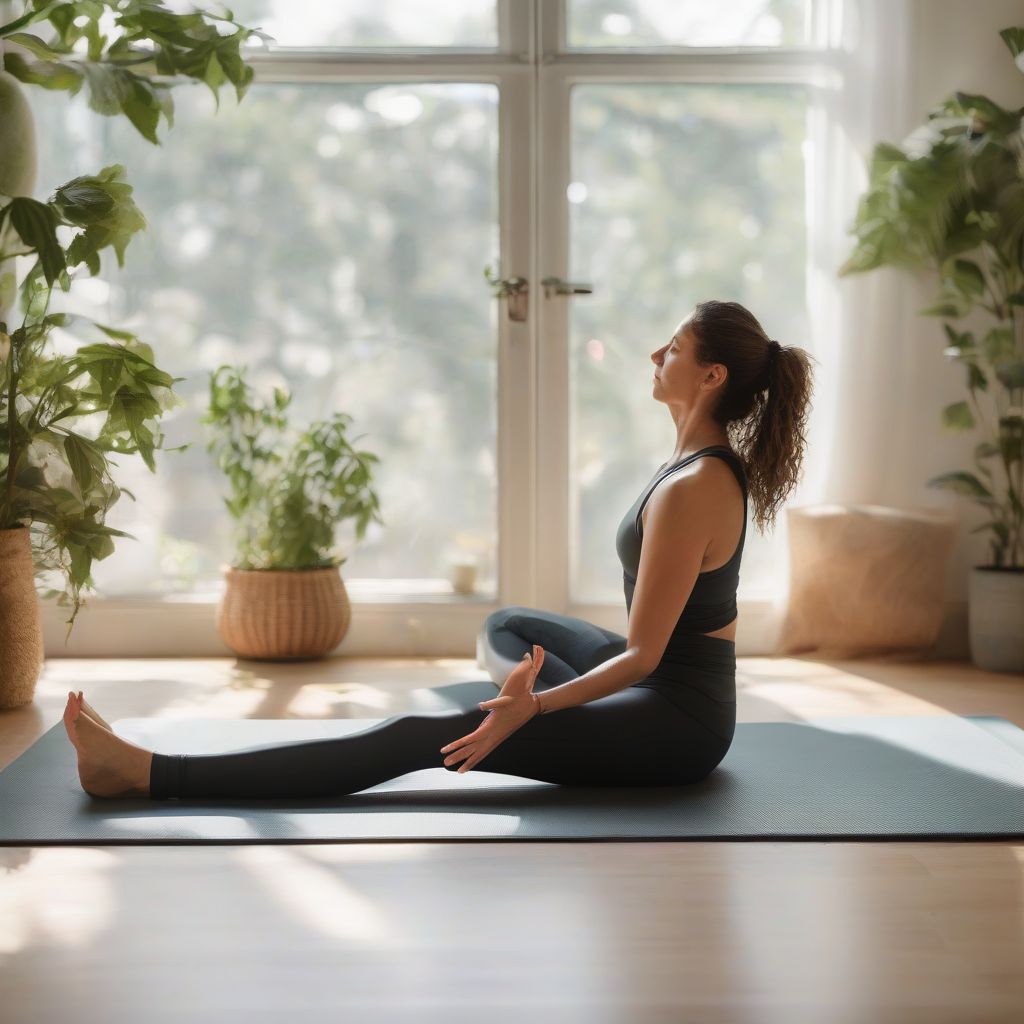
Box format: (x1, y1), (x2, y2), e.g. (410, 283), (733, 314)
(942, 400), (975, 430)
(867, 142), (909, 183)
(981, 326), (1015, 363)
(120, 75), (162, 146)
(925, 470), (994, 500)
(921, 301), (967, 318)
(944, 91), (1021, 135)
(0, 49), (83, 91)
(0, 1), (67, 37)
(948, 258), (985, 297)
(79, 61), (135, 117)
(967, 361), (988, 391)
(999, 27), (1024, 71)
(3, 30), (69, 61)
(995, 359), (1024, 389)
(62, 432), (95, 495)
(7, 196), (65, 286)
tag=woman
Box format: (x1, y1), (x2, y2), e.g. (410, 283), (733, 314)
(62, 299), (813, 800)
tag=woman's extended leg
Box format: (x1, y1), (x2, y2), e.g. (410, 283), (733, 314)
(148, 607), (730, 801)
(149, 681), (727, 801)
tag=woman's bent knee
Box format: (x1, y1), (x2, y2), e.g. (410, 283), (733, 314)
(485, 605), (533, 631)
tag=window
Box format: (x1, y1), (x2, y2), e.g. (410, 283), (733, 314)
(568, 82), (809, 601)
(567, 0), (815, 49)
(30, 75), (500, 601)
(19, 0), (829, 652)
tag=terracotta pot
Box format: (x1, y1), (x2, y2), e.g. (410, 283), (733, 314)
(0, 525), (44, 708)
(216, 564), (351, 660)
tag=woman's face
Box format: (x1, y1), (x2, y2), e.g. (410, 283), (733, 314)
(650, 317), (697, 402)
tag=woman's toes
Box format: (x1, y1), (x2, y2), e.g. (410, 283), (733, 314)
(79, 696), (113, 732)
(63, 694), (82, 751)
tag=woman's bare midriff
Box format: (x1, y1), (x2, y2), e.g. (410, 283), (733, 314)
(700, 618), (737, 642)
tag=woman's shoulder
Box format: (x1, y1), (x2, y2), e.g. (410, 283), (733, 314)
(654, 452), (744, 513)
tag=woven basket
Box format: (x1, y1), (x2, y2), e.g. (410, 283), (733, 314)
(216, 564), (352, 660)
(0, 526), (45, 708)
(779, 504), (956, 658)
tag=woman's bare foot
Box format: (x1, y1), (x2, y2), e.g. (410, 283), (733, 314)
(62, 690), (153, 799)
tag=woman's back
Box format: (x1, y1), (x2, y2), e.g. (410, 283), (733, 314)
(614, 445), (747, 638)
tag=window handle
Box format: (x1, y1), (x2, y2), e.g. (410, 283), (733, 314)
(483, 264), (529, 322)
(541, 276), (593, 299)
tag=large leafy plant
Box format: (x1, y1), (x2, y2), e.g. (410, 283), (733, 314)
(0, 1), (267, 636)
(202, 365), (383, 572)
(840, 26), (1024, 570)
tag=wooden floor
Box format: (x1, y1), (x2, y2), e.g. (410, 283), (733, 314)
(2, 653), (1023, 1023)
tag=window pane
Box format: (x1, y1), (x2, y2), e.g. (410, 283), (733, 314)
(568, 0), (813, 48)
(174, 0), (498, 49)
(568, 84), (809, 602)
(27, 80), (499, 598)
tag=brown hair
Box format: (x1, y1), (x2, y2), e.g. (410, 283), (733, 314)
(687, 299), (816, 534)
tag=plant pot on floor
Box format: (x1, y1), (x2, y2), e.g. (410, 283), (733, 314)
(0, 526), (44, 708)
(968, 566), (1024, 674)
(216, 564), (352, 660)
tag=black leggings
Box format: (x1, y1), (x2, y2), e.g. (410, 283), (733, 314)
(149, 606), (737, 800)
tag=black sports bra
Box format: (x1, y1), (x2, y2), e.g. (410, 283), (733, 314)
(613, 446), (747, 632)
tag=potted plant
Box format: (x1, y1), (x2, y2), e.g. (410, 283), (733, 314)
(202, 364), (383, 660)
(0, 1), (266, 708)
(840, 26), (1024, 673)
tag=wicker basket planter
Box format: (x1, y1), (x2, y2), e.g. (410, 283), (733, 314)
(0, 526), (45, 709)
(216, 564), (352, 661)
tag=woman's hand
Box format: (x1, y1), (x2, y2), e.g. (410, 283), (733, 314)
(440, 643), (545, 774)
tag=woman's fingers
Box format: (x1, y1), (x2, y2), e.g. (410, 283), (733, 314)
(440, 732), (474, 754)
(458, 745), (490, 773)
(529, 644), (544, 682)
(480, 696), (511, 710)
(441, 724), (486, 757)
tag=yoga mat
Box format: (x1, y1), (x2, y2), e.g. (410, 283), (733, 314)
(1, 706), (1023, 845)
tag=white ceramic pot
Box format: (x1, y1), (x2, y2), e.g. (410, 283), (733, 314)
(968, 566), (1024, 674)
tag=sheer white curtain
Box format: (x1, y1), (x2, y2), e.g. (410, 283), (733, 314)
(761, 0), (914, 647)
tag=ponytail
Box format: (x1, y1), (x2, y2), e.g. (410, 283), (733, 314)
(688, 300), (816, 533)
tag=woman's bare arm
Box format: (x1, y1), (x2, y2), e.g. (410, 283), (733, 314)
(534, 646), (653, 714)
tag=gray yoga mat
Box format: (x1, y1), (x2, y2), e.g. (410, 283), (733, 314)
(1, 700), (1023, 845)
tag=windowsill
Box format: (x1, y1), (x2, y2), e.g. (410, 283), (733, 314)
(39, 580), (781, 607)
(42, 578), (499, 606)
